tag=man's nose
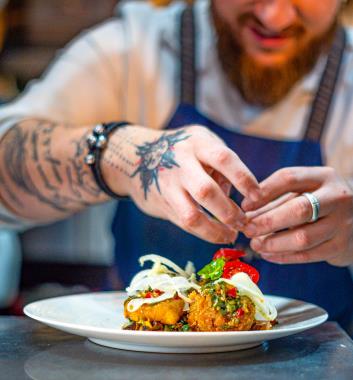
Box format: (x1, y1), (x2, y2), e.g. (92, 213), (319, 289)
(253, 0), (297, 32)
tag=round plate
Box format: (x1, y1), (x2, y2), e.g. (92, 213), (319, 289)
(24, 291), (328, 353)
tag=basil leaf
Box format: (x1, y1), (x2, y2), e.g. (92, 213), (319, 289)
(197, 258), (225, 280)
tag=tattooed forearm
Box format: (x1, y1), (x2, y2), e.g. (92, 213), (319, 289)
(131, 129), (190, 199)
(0, 120), (188, 221)
(4, 125), (72, 212)
(0, 120), (104, 218)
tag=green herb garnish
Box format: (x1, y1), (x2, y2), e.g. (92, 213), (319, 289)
(197, 258), (225, 281)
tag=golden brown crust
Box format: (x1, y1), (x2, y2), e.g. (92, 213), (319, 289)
(124, 298), (185, 325)
(187, 291), (256, 331)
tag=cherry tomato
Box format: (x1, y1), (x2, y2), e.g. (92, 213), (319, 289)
(222, 260), (260, 284)
(213, 248), (245, 261)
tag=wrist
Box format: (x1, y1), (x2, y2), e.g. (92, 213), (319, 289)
(84, 122), (131, 200)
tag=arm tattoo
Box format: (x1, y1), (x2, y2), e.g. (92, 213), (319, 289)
(2, 120), (101, 215)
(131, 130), (190, 199)
(102, 128), (136, 176)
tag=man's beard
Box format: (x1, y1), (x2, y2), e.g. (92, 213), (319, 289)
(211, 5), (338, 107)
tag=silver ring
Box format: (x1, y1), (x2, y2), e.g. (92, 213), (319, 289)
(302, 192), (320, 222)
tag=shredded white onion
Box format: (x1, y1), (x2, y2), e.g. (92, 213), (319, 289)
(139, 254), (189, 277)
(215, 272), (277, 321)
(126, 254), (199, 312)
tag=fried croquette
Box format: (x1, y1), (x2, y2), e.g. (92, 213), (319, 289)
(187, 290), (256, 331)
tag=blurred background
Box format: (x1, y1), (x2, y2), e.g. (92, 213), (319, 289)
(0, 0), (120, 315)
(0, 0), (353, 315)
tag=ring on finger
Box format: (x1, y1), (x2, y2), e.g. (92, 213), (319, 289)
(302, 192), (320, 223)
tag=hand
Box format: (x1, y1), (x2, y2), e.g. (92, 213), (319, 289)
(241, 167), (353, 266)
(103, 125), (261, 244)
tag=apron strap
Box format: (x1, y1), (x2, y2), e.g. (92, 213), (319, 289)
(304, 27), (347, 142)
(180, 5), (196, 106)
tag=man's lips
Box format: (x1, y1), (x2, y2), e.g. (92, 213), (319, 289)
(247, 25), (293, 49)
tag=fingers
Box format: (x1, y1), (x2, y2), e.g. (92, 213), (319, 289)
(242, 166), (329, 211)
(164, 186), (238, 244)
(258, 237), (340, 264)
(195, 144), (261, 203)
(249, 216), (336, 254)
(203, 165), (232, 196)
(211, 171), (232, 196)
(245, 192), (297, 221)
(243, 192), (330, 238)
(182, 159), (246, 229)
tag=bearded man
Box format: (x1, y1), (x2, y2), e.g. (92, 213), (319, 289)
(0, 0), (352, 332)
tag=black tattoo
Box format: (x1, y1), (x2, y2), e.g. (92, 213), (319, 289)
(0, 165), (24, 208)
(2, 121), (100, 215)
(131, 130), (190, 199)
(102, 128), (136, 177)
(4, 125), (69, 212)
(67, 134), (102, 198)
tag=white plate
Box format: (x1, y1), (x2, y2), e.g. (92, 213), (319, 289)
(24, 291), (328, 353)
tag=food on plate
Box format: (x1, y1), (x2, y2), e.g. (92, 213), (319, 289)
(124, 254), (199, 331)
(123, 249), (277, 332)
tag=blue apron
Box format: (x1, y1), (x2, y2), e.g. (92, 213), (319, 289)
(112, 7), (353, 329)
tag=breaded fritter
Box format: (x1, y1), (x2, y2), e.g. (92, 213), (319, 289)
(187, 291), (256, 331)
(124, 297), (185, 325)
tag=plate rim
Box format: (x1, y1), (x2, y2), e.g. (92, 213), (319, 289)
(23, 290), (328, 338)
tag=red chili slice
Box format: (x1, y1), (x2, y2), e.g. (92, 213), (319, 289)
(213, 248), (245, 261)
(226, 287), (237, 298)
(236, 308), (244, 318)
(222, 260), (260, 284)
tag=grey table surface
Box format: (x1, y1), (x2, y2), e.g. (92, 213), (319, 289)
(0, 317), (353, 380)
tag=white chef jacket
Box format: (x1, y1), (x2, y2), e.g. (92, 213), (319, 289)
(1, 0), (353, 263)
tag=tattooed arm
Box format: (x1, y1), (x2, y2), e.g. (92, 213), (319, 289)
(0, 119), (110, 222)
(0, 120), (260, 243)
